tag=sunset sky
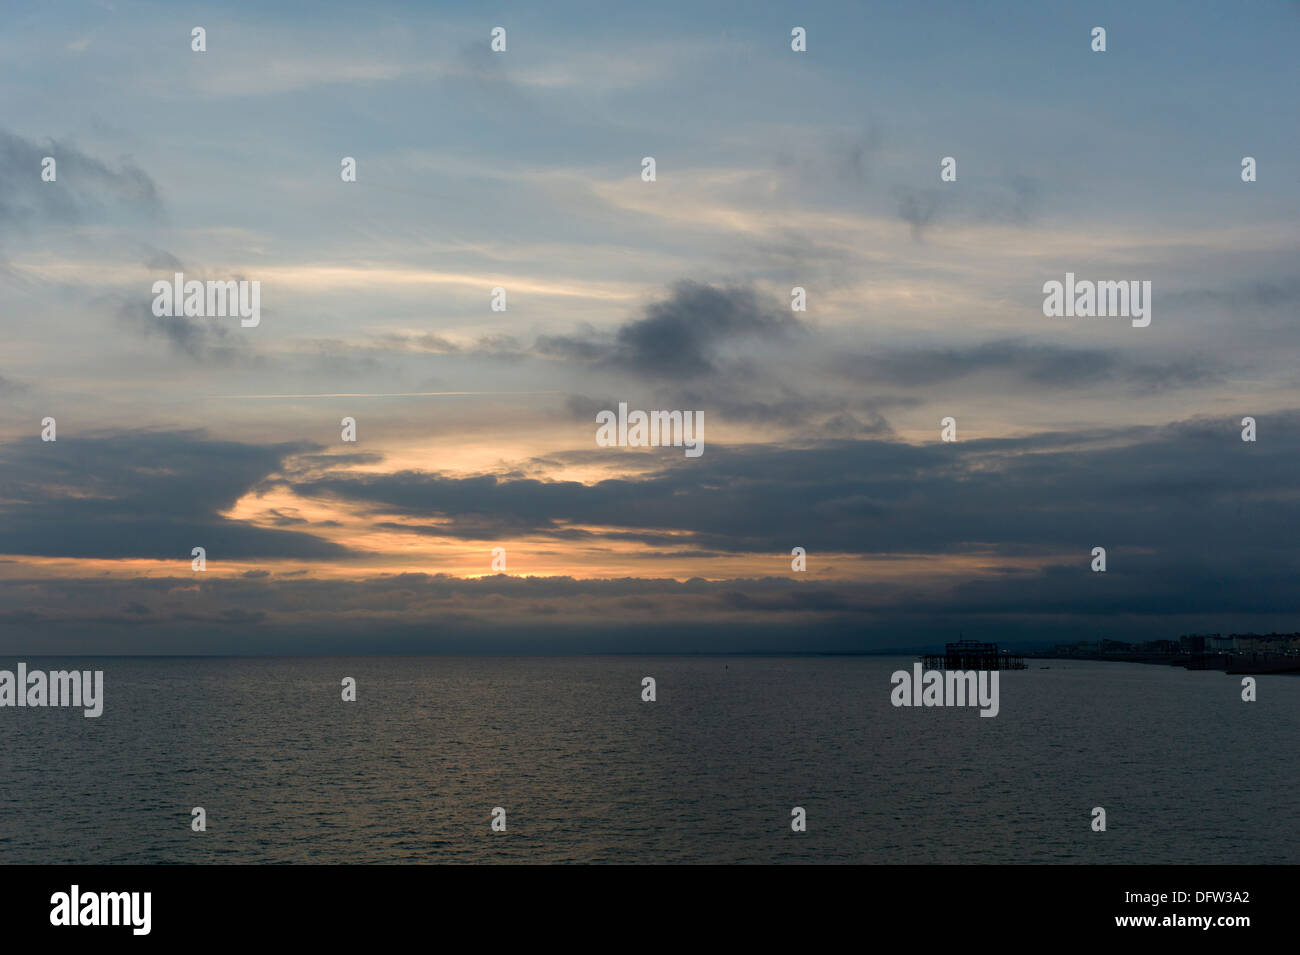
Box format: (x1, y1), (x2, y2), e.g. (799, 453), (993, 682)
(1, 0), (1298, 652)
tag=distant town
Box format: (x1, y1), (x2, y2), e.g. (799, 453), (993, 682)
(1032, 632), (1300, 674)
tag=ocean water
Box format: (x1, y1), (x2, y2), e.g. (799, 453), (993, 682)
(1, 655), (1295, 864)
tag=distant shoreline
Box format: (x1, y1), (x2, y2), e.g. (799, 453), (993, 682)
(1026, 651), (1300, 675)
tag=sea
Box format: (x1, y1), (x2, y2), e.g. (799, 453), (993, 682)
(1, 655), (1295, 864)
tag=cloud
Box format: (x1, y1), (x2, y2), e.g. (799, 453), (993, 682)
(0, 411), (1296, 651)
(285, 411), (1300, 566)
(774, 127), (885, 186)
(894, 186), (945, 242)
(536, 280), (803, 379)
(893, 174), (1040, 240)
(0, 430), (351, 559)
(977, 174), (1039, 226)
(1174, 276), (1300, 310)
(833, 339), (1225, 395)
(0, 374), (27, 396)
(114, 295), (253, 364)
(143, 249), (184, 272)
(608, 281), (802, 376)
(112, 261), (270, 363)
(0, 128), (161, 243)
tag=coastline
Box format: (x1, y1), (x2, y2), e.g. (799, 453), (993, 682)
(1026, 651), (1300, 675)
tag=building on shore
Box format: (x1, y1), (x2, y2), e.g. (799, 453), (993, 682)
(1234, 633), (1300, 654)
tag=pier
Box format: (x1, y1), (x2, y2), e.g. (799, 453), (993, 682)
(921, 640), (1026, 670)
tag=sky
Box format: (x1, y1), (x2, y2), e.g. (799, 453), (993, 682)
(1, 0), (1297, 653)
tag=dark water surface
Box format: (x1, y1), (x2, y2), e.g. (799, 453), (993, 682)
(1, 656), (1295, 864)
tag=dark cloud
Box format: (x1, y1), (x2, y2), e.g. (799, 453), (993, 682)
(534, 330), (610, 363)
(2, 550), (1296, 655)
(979, 174), (1039, 226)
(893, 174), (1040, 240)
(774, 127), (884, 185)
(0, 402), (1293, 653)
(112, 264), (270, 363)
(0, 430), (351, 559)
(894, 186), (945, 242)
(541, 281), (802, 379)
(440, 41), (535, 111)
(285, 411), (1300, 571)
(114, 296), (252, 363)
(562, 388), (902, 436)
(834, 339), (1223, 395)
(0, 128), (162, 243)
(1172, 277), (1300, 310)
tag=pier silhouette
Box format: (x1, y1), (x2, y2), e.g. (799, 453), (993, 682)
(921, 640), (1026, 671)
